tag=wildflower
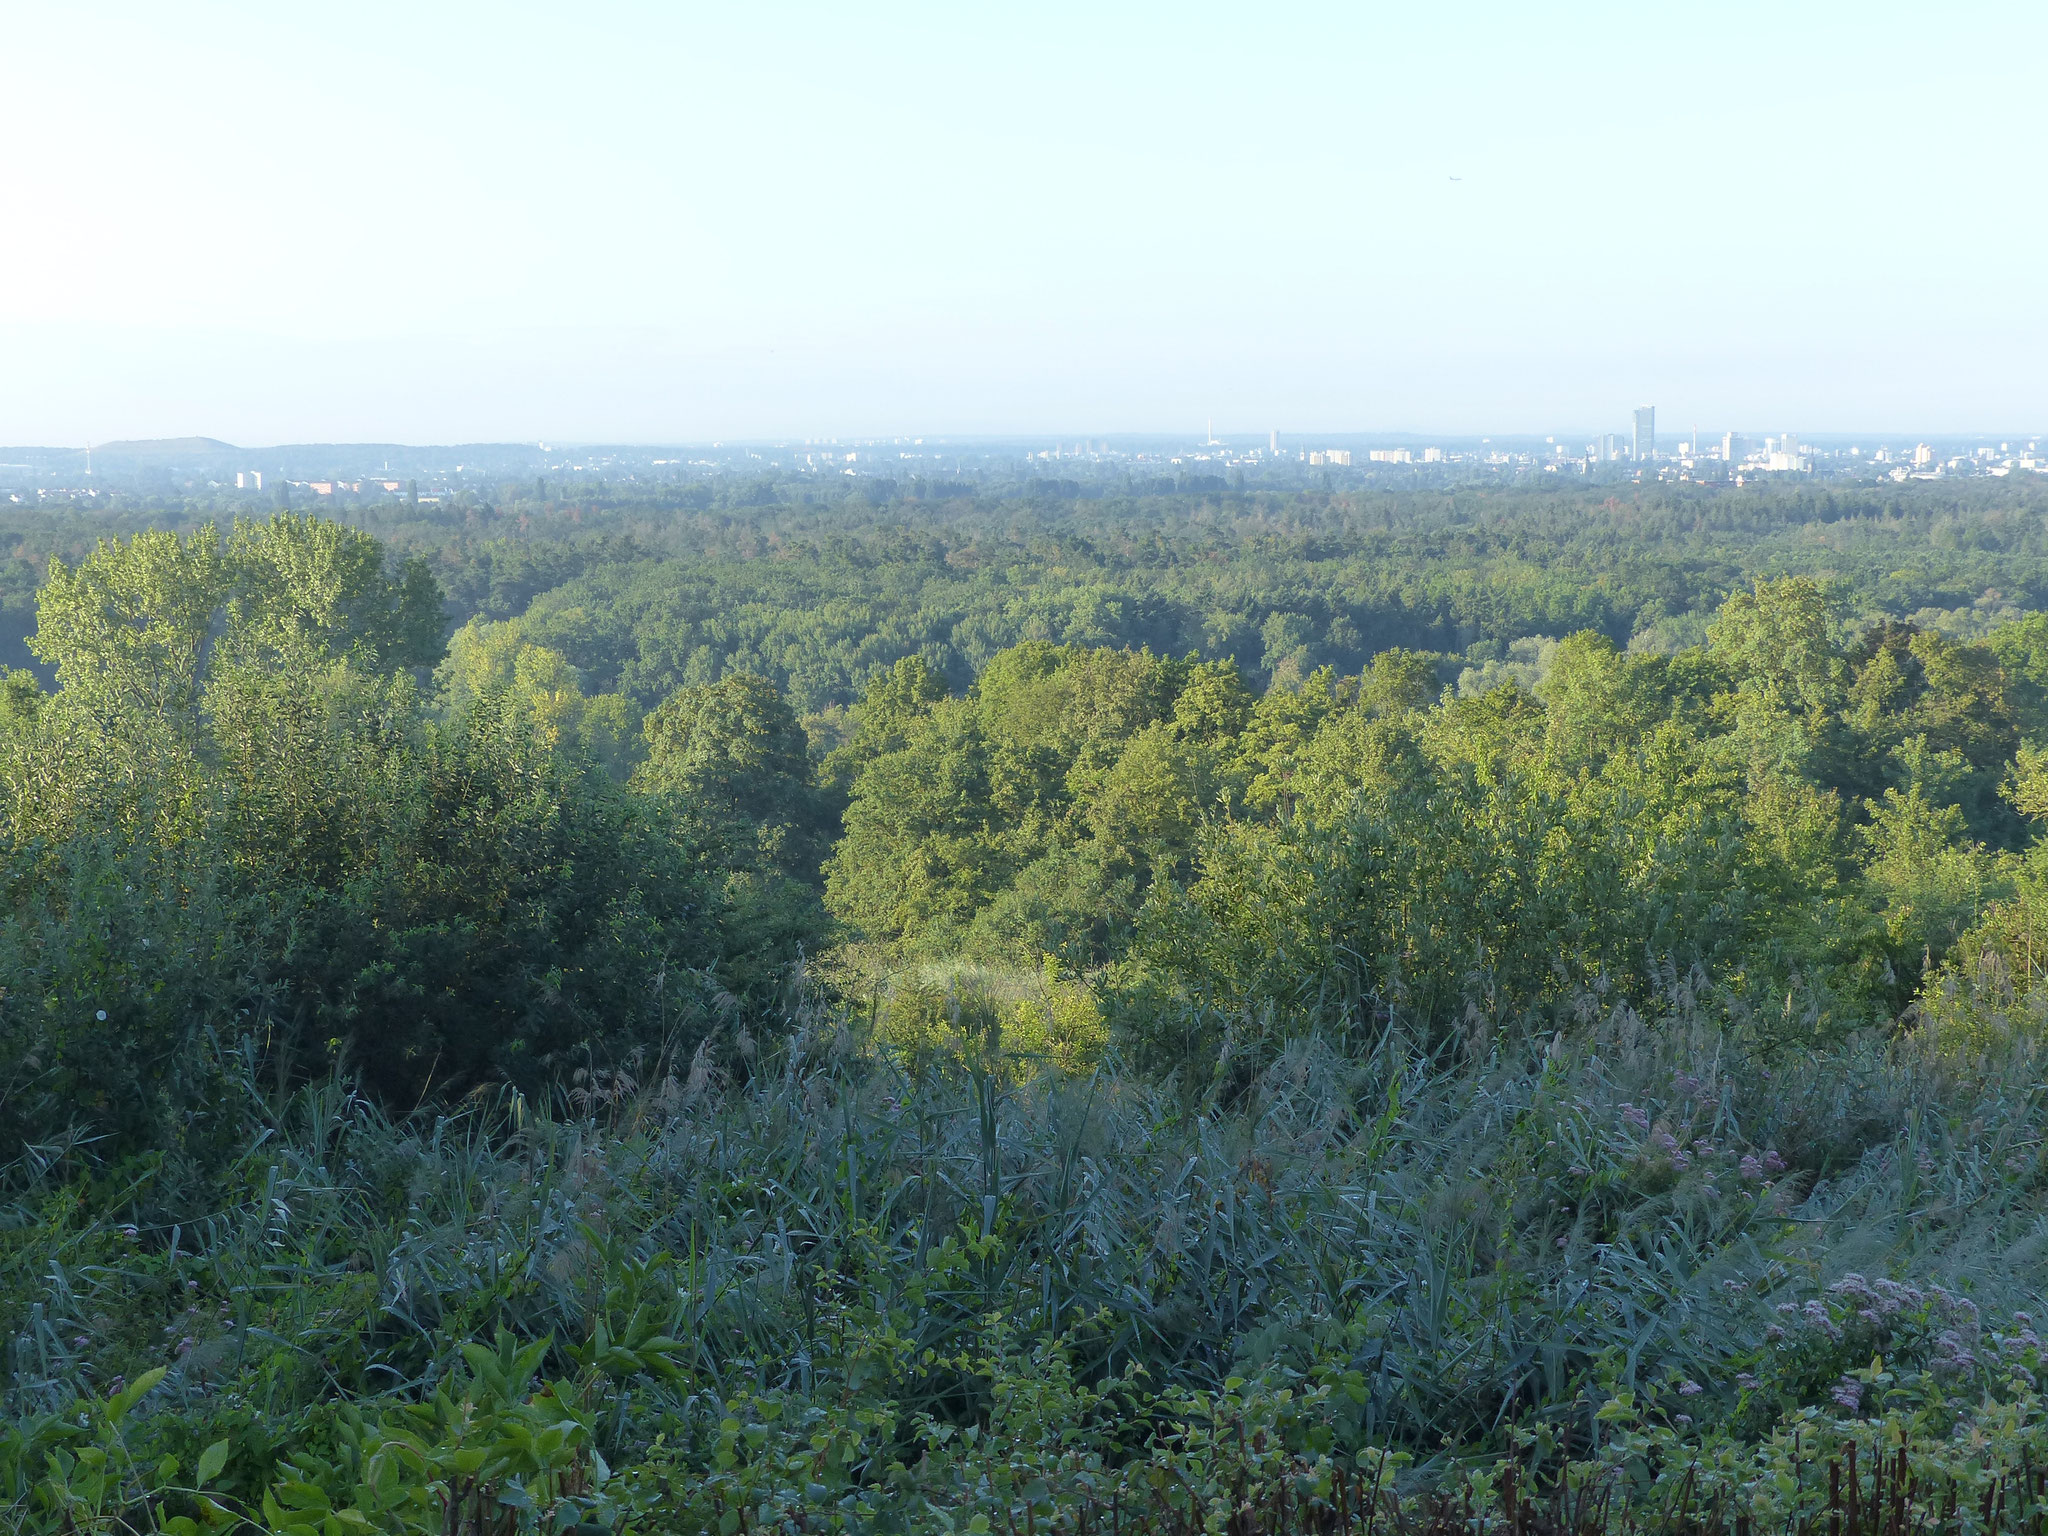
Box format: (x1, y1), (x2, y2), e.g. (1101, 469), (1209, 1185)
(1831, 1275), (1920, 1321)
(1763, 1149), (1786, 1173)
(1930, 1287), (1980, 1339)
(1998, 1326), (2041, 1359)
(1735, 1373), (1758, 1389)
(1830, 1378), (1863, 1412)
(1739, 1155), (1763, 1181)
(1765, 1325), (1786, 1343)
(1568, 1164), (1590, 1178)
(1931, 1331), (1976, 1377)
(1622, 1104), (1651, 1131)
(1870, 1278), (1923, 1312)
(71, 1336), (88, 1349)
(1679, 1379), (1702, 1396)
(1651, 1129), (1680, 1153)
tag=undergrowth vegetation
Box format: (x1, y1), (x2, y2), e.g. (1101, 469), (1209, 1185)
(9, 992), (2048, 1532)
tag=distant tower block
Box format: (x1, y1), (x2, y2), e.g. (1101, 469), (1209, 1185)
(1270, 429), (1279, 455)
(1633, 405), (1656, 461)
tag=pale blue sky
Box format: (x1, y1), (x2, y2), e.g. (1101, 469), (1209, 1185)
(2, 1), (2042, 443)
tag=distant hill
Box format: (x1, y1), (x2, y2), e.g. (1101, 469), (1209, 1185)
(91, 438), (241, 458)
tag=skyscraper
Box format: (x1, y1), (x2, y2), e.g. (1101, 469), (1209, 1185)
(1633, 406), (1656, 461)
(1269, 429), (1279, 455)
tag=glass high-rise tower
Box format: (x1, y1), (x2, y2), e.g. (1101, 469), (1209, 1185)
(1633, 406), (1656, 461)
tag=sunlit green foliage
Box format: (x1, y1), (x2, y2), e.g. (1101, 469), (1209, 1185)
(0, 520), (797, 1161)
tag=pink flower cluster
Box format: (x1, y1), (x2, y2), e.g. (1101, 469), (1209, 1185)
(1992, 1312), (2041, 1362)
(1612, 1097), (1786, 1196)
(1762, 1274), (1988, 1397)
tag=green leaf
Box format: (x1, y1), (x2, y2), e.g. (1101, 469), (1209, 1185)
(108, 1366), (168, 1423)
(274, 1479), (334, 1512)
(195, 1438), (231, 1487)
(459, 1341), (498, 1379)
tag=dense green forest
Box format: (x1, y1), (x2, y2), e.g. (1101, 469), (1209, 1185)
(9, 484), (2048, 1534)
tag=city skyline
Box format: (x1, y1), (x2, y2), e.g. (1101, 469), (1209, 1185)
(6, 420), (2040, 508)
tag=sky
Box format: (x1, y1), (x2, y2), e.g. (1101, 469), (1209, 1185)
(1, 1), (2044, 444)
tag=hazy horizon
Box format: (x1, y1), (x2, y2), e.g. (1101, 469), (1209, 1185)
(5, 1), (2044, 443)
(11, 427), (2040, 459)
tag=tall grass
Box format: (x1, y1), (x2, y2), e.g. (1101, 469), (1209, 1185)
(9, 978), (2044, 1454)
